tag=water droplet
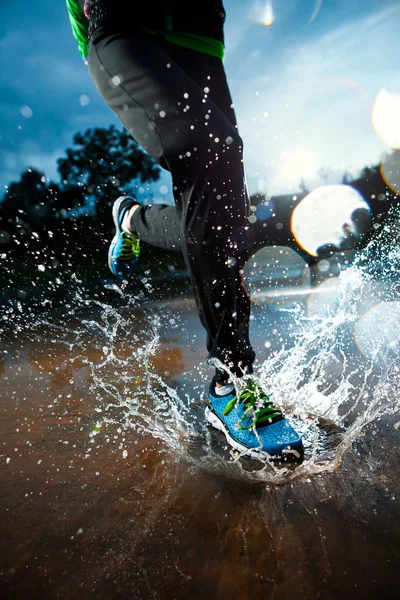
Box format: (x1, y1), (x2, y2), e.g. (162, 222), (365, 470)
(79, 95), (90, 106)
(20, 106), (33, 118)
(317, 260), (330, 272)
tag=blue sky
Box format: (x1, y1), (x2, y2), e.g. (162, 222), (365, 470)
(0, 0), (399, 202)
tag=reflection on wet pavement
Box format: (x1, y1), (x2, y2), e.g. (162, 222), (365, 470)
(1, 250), (400, 597)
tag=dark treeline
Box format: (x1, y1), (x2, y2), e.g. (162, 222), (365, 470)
(0, 126), (173, 278)
(0, 125), (398, 299)
(247, 160), (398, 265)
(0, 126), (187, 329)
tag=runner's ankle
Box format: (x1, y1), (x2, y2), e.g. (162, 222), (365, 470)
(122, 204), (139, 234)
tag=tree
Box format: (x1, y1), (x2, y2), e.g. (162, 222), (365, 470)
(48, 184), (86, 218)
(57, 126), (161, 220)
(317, 165), (332, 184)
(350, 162), (387, 204)
(341, 171), (353, 185)
(1, 168), (52, 226)
(0, 168), (87, 223)
(298, 177), (309, 194)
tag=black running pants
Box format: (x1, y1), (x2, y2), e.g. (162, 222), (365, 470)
(88, 28), (255, 382)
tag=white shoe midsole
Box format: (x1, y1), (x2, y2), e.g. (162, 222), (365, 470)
(205, 406), (272, 460)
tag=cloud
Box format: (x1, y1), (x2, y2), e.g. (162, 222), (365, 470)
(1, 0), (398, 199)
(229, 3), (400, 193)
(1, 144), (64, 185)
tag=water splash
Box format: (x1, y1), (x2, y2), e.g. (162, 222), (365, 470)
(29, 211), (400, 485)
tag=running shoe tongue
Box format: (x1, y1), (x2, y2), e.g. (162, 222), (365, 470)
(238, 383), (283, 429)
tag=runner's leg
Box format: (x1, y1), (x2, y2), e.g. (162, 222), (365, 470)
(88, 29), (255, 382)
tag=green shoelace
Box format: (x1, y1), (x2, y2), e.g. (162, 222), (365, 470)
(119, 231), (140, 260)
(223, 380), (283, 430)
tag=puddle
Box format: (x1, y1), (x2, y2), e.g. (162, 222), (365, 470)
(1, 215), (400, 597)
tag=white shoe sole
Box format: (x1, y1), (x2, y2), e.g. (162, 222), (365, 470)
(205, 406), (272, 460)
(107, 233), (118, 274)
(205, 407), (303, 461)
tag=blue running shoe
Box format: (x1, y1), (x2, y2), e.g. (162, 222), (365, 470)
(206, 379), (303, 459)
(108, 196), (140, 279)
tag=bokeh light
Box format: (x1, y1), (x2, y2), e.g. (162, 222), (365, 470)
(250, 0), (324, 27)
(280, 149), (317, 184)
(355, 301), (400, 359)
(307, 277), (343, 317)
(250, 0), (274, 27)
(291, 185), (370, 256)
(0, 230), (11, 244)
(371, 88), (400, 150)
(255, 199), (275, 221)
(20, 106), (33, 119)
(243, 246), (310, 301)
(380, 150), (400, 195)
(79, 95), (90, 106)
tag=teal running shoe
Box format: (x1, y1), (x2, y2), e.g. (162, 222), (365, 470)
(206, 379), (303, 459)
(108, 196), (140, 279)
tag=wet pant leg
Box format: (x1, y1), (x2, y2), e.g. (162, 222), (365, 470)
(88, 28), (255, 382)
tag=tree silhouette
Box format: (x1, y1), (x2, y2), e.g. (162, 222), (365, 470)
(298, 177), (309, 194)
(341, 171), (353, 185)
(49, 185), (86, 218)
(0, 168), (61, 247)
(57, 125), (161, 220)
(2, 168), (50, 220)
(317, 165), (332, 184)
(348, 161), (390, 221)
(0, 168), (88, 224)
